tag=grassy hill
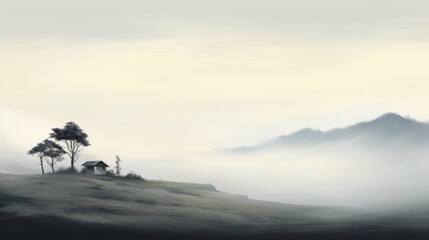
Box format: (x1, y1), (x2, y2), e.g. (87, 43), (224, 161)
(1, 173), (429, 240)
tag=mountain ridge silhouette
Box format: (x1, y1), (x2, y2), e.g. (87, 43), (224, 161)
(231, 113), (429, 153)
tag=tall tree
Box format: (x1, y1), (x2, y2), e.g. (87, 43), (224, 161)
(43, 139), (66, 173)
(115, 155), (122, 176)
(50, 122), (90, 169)
(28, 142), (47, 174)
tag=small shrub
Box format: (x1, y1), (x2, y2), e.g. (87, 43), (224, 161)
(80, 168), (90, 174)
(55, 167), (79, 174)
(105, 170), (116, 177)
(124, 171), (144, 180)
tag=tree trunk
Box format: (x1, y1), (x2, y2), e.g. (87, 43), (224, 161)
(39, 157), (45, 175)
(71, 155), (74, 169)
(51, 158), (55, 173)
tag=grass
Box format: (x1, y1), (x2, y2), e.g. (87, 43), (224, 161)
(1, 173), (429, 240)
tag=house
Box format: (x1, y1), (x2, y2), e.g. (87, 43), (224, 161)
(81, 161), (109, 175)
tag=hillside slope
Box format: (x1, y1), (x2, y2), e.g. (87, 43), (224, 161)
(1, 174), (429, 240)
(0, 174), (350, 230)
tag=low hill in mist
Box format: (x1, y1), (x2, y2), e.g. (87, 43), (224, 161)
(2, 174), (429, 240)
(221, 113), (429, 207)
(232, 113), (429, 153)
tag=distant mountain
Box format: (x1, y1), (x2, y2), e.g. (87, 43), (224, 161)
(231, 113), (429, 153)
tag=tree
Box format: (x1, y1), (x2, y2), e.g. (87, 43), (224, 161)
(28, 142), (47, 174)
(50, 122), (90, 169)
(115, 155), (122, 176)
(43, 139), (66, 173)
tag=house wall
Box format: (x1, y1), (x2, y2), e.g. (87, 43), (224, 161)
(84, 167), (95, 174)
(94, 166), (107, 175)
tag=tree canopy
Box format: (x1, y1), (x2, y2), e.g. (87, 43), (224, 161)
(28, 142), (48, 174)
(50, 122), (90, 169)
(43, 139), (66, 173)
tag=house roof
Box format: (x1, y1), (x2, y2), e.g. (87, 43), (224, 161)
(81, 161), (109, 167)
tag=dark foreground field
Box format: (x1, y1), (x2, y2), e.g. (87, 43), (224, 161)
(1, 174), (429, 240)
(4, 215), (429, 240)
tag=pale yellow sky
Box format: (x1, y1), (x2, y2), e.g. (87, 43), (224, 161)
(2, 1), (429, 206)
(2, 37), (429, 157)
(1, 0), (429, 179)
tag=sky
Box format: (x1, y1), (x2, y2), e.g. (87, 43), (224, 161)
(1, 0), (429, 206)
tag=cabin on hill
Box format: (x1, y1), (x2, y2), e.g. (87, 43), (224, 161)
(81, 161), (109, 175)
